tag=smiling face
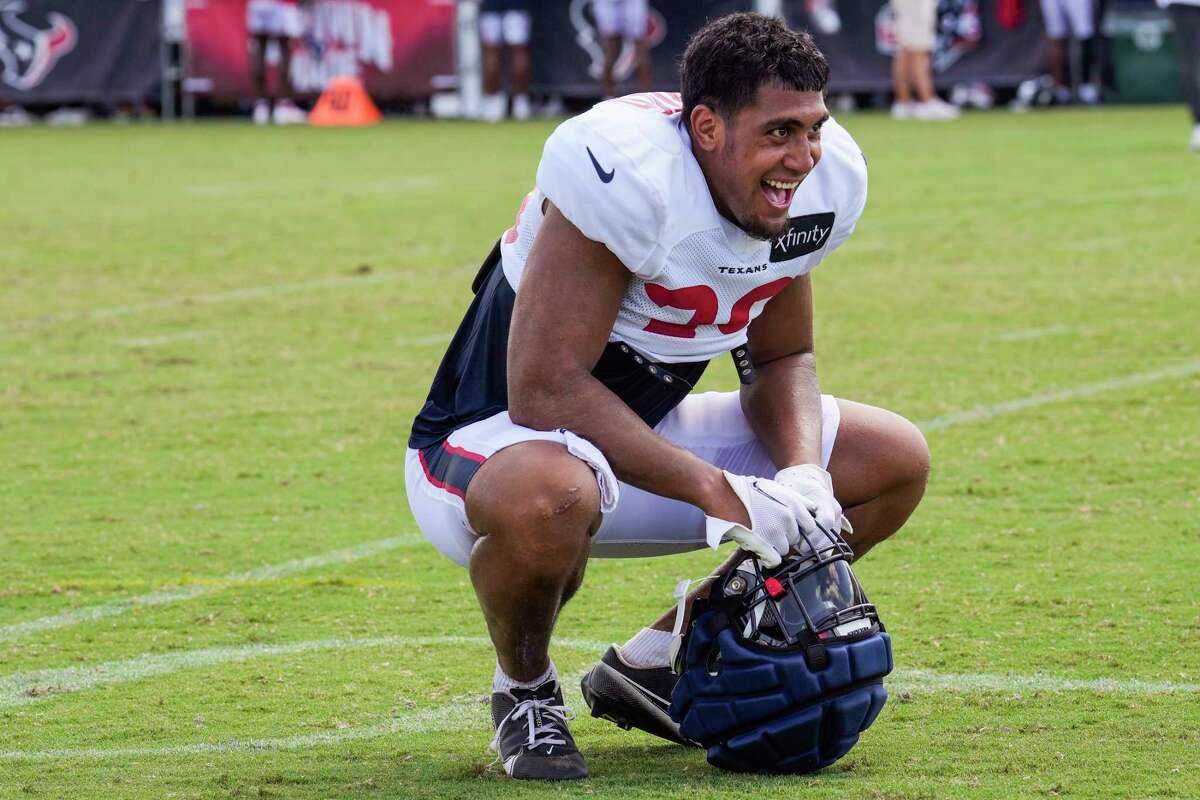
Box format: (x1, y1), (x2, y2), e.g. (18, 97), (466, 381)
(690, 84), (829, 241)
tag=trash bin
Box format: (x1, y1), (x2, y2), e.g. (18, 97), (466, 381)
(1104, 6), (1181, 103)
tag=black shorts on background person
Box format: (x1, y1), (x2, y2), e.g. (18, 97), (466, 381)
(1160, 0), (1200, 150)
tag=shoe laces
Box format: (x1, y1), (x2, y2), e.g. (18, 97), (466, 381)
(491, 694), (576, 752)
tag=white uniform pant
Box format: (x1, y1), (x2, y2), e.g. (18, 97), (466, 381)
(892, 0), (937, 51)
(405, 391), (841, 567)
(1039, 0), (1095, 39)
(247, 0), (302, 38)
(479, 10), (532, 46)
(593, 0), (649, 40)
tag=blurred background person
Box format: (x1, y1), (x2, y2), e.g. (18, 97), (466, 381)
(1160, 0), (1200, 150)
(1039, 0), (1099, 104)
(479, 0), (532, 122)
(805, 0), (842, 35)
(595, 0), (652, 98)
(891, 0), (961, 119)
(247, 0), (308, 124)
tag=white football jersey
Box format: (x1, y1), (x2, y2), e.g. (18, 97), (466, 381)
(499, 91), (867, 364)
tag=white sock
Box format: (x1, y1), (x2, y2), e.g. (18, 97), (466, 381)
(493, 660), (557, 693)
(619, 627), (673, 668)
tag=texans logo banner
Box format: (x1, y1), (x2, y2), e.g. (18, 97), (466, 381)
(0, 0), (158, 104)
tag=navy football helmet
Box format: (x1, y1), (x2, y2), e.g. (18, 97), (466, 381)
(668, 522), (893, 774)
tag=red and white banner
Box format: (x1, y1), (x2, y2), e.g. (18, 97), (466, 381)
(185, 0), (455, 102)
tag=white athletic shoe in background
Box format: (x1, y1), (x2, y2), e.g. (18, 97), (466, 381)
(481, 93), (506, 123)
(807, 0), (841, 35)
(1191, 125), (1200, 153)
(45, 107), (90, 127)
(890, 102), (915, 120)
(511, 94), (532, 121)
(912, 99), (960, 121)
(252, 99), (271, 126)
(541, 95), (565, 118)
(1077, 83), (1100, 106)
(272, 99), (307, 125)
(0, 105), (32, 127)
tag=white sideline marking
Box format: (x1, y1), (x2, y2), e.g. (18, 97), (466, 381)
(0, 535), (422, 643)
(6, 633), (1198, 711)
(406, 333), (453, 346)
(919, 360), (1200, 432)
(1087, 183), (1199, 204)
(1055, 235), (1129, 252)
(0, 699), (488, 761)
(895, 669), (1200, 695)
(0, 650), (1195, 762)
(185, 176), (438, 197)
(118, 331), (214, 348)
(991, 324), (1072, 343)
(4, 272), (408, 332)
(0, 636), (606, 708)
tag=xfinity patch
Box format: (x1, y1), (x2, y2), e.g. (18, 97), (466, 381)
(770, 213), (835, 262)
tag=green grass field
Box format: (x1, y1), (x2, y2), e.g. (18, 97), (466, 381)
(1, 106), (1198, 799)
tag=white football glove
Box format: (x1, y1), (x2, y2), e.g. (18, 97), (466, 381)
(704, 471), (817, 568)
(774, 463), (853, 537)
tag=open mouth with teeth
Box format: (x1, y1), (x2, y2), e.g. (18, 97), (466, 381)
(761, 177), (800, 210)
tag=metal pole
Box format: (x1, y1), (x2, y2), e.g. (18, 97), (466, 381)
(161, 0), (187, 121)
(160, 0), (173, 120)
(457, 0), (482, 119)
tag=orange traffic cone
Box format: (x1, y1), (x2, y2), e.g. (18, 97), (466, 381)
(309, 75), (381, 127)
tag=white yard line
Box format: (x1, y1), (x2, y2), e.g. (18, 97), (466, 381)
(0, 699), (488, 761)
(7, 361), (1199, 641)
(0, 705), (480, 762)
(406, 333), (454, 346)
(1, 648), (1195, 761)
(918, 359), (1200, 432)
(118, 331), (215, 348)
(895, 669), (1200, 695)
(0, 535), (422, 643)
(6, 633), (1197, 711)
(991, 324), (1073, 343)
(184, 176), (438, 197)
(1054, 235), (1130, 252)
(4, 272), (408, 332)
(0, 636), (605, 708)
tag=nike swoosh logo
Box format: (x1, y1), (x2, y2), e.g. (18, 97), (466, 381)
(587, 147), (615, 183)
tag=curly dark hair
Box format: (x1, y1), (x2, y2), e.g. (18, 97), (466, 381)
(679, 13), (830, 123)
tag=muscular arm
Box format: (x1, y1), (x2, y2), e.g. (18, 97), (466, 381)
(507, 203), (748, 524)
(740, 274), (824, 469)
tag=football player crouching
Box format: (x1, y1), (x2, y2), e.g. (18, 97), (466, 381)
(404, 12), (930, 780)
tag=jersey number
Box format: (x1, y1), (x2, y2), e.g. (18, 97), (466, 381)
(643, 278), (794, 338)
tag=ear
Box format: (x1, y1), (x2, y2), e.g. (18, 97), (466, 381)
(689, 104), (724, 153)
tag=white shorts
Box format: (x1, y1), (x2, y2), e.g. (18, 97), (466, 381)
(892, 0), (937, 51)
(594, 0), (649, 40)
(247, 0), (301, 38)
(405, 391), (841, 567)
(479, 10), (531, 46)
(1039, 0), (1094, 39)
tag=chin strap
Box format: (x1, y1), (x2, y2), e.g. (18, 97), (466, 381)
(668, 578), (692, 674)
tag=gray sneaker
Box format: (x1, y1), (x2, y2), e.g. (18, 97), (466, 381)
(490, 680), (588, 780)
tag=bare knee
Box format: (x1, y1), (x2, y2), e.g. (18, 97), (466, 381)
(466, 441), (601, 561)
(831, 400), (931, 506)
(891, 414), (931, 495)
